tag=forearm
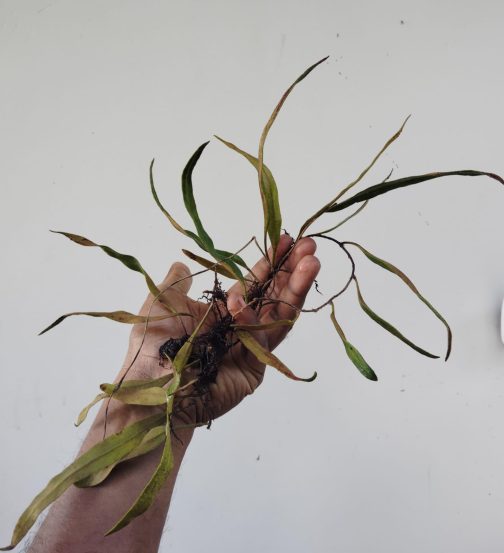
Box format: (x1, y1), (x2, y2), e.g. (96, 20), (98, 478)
(28, 405), (193, 553)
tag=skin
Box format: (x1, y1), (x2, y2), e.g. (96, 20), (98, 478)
(28, 234), (320, 553)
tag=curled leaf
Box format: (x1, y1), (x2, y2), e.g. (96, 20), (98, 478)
(346, 242), (452, 360)
(75, 392), (108, 427)
(330, 302), (378, 381)
(39, 310), (178, 336)
(0, 413), (165, 551)
(329, 170), (504, 212)
(236, 329), (316, 382)
(353, 278), (439, 359)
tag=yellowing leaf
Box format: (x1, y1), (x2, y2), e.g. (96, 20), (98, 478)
(236, 329), (316, 382)
(39, 310), (177, 336)
(182, 249), (238, 279)
(51, 230), (176, 313)
(214, 135), (282, 260)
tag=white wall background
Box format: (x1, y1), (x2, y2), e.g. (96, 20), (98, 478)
(1, 1), (503, 551)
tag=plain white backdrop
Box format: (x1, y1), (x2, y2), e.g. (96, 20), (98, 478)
(1, 1), (504, 551)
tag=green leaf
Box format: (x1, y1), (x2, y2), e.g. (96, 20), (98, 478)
(347, 242), (452, 360)
(214, 135), (283, 261)
(75, 426), (166, 488)
(329, 303), (378, 381)
(50, 231), (174, 311)
(329, 170), (504, 212)
(0, 413), (165, 551)
(39, 310), (178, 336)
(182, 249), (239, 280)
(150, 159), (248, 270)
(149, 158), (201, 244)
(180, 144), (244, 281)
(236, 329), (316, 382)
(353, 278), (439, 359)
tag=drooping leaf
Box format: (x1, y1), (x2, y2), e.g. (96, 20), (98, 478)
(215, 135), (282, 260)
(0, 413), (165, 551)
(75, 393), (108, 427)
(39, 310), (177, 336)
(329, 302), (377, 381)
(346, 241), (452, 360)
(329, 170), (504, 212)
(50, 231), (175, 312)
(182, 249), (239, 280)
(298, 115), (409, 237)
(353, 278), (439, 359)
(236, 329), (316, 382)
(106, 305), (213, 534)
(75, 426), (166, 488)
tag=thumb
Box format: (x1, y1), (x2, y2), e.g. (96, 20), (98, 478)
(158, 262), (192, 295)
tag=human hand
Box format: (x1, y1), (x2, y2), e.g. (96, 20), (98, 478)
(100, 234), (320, 431)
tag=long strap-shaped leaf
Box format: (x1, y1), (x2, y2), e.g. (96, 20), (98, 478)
(298, 116), (409, 237)
(346, 241), (452, 360)
(180, 143), (245, 281)
(76, 375), (171, 426)
(150, 159), (248, 270)
(236, 329), (316, 382)
(329, 170), (504, 212)
(75, 426), (166, 488)
(106, 304), (213, 534)
(0, 413), (165, 551)
(51, 231), (176, 313)
(39, 310), (180, 336)
(182, 249), (239, 280)
(329, 302), (378, 381)
(214, 135), (282, 261)
(257, 56), (328, 258)
(353, 277), (439, 359)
